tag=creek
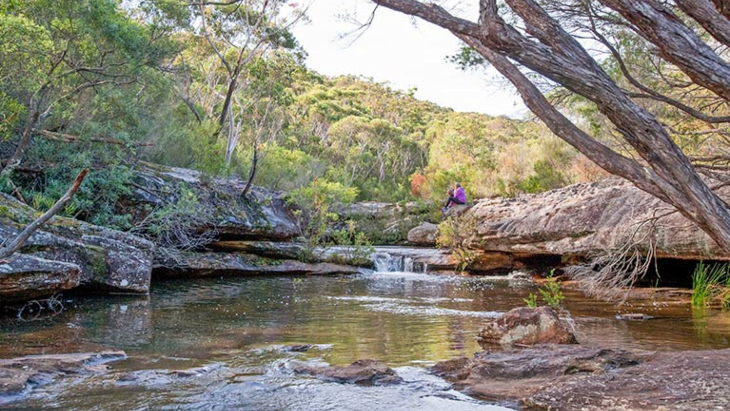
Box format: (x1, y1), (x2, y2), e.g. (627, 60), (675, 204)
(1, 248), (730, 410)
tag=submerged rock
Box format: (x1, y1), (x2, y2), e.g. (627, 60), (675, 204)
(615, 313), (654, 321)
(294, 359), (402, 385)
(433, 347), (730, 410)
(478, 306), (578, 347)
(0, 351), (126, 398)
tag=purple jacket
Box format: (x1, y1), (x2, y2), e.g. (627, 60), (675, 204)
(454, 187), (466, 203)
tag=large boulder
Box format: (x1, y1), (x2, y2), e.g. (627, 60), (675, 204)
(0, 194), (153, 298)
(129, 162), (300, 241)
(478, 306), (578, 347)
(407, 222), (438, 245)
(468, 177), (730, 260)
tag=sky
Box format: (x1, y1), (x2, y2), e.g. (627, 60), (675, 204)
(290, 0), (528, 118)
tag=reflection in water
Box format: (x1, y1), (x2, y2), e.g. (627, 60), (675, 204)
(1, 269), (730, 410)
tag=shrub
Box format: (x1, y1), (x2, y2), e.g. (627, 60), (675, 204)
(132, 185), (214, 254)
(437, 214), (477, 272)
(539, 269), (565, 309)
(289, 179), (359, 260)
(524, 293), (538, 308)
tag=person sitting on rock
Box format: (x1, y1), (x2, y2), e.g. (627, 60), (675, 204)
(442, 183), (467, 212)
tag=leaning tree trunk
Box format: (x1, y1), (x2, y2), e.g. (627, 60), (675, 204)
(370, 0), (730, 252)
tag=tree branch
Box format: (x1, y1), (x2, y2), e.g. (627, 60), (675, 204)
(35, 130), (155, 147)
(0, 169), (88, 260)
(677, 0), (730, 48)
(589, 20), (730, 124)
(600, 0), (730, 101)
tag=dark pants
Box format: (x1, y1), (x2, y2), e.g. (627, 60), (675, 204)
(444, 196), (465, 208)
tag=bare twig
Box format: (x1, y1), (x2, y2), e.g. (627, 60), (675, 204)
(15, 294), (65, 321)
(35, 130), (154, 148)
(564, 206), (680, 302)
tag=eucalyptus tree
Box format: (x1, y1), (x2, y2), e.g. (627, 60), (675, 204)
(142, 0), (306, 173)
(0, 0), (172, 175)
(367, 0), (730, 252)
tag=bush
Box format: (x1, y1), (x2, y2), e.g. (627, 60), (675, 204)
(289, 179), (359, 260)
(525, 269), (565, 309)
(539, 269), (565, 309)
(436, 214), (477, 272)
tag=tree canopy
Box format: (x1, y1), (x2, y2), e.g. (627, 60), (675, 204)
(368, 0), (730, 251)
(0, 0), (673, 233)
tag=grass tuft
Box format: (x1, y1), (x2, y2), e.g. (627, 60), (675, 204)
(691, 261), (729, 307)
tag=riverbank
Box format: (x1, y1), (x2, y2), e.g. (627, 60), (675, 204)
(2, 271), (730, 410)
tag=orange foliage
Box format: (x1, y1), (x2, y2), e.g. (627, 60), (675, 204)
(411, 173), (427, 198)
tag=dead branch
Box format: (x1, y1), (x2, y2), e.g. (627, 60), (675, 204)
(241, 143), (258, 198)
(35, 130), (154, 148)
(564, 205), (674, 302)
(0, 169), (88, 260)
(15, 294), (65, 321)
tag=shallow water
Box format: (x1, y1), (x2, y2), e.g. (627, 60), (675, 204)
(2, 269), (730, 410)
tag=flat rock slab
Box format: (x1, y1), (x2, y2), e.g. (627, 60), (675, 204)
(294, 359), (402, 385)
(0, 351), (126, 399)
(155, 252), (361, 277)
(208, 241), (306, 260)
(432, 346), (730, 410)
(0, 254), (79, 303)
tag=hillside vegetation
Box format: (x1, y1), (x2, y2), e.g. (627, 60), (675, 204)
(0, 0), (604, 232)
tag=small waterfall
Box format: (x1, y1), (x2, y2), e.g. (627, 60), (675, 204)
(372, 252), (394, 272)
(403, 257), (413, 273)
(371, 252), (426, 273)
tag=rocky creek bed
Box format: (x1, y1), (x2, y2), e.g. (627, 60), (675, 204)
(2, 164), (730, 410)
(0, 272), (729, 410)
